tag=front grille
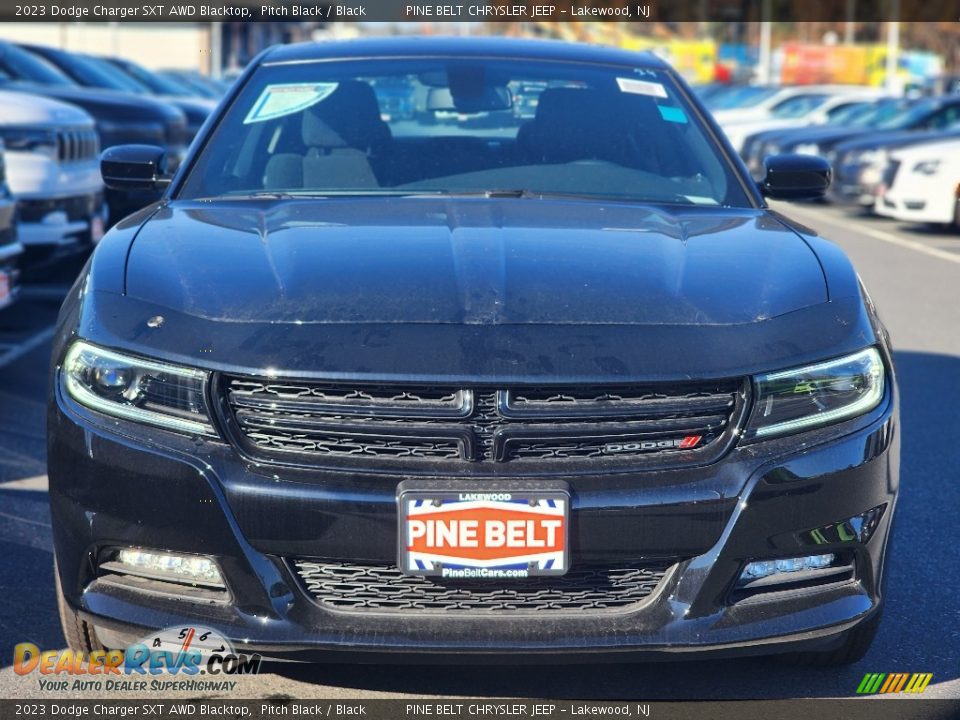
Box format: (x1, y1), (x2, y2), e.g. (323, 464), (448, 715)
(56, 128), (99, 163)
(220, 377), (746, 472)
(292, 560), (672, 613)
(18, 192), (102, 224)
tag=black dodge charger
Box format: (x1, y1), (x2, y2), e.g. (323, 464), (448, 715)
(49, 38), (898, 665)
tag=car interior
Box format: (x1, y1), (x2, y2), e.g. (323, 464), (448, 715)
(210, 76), (728, 203)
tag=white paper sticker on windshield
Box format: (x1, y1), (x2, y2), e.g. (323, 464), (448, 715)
(616, 77), (667, 98)
(243, 83), (339, 124)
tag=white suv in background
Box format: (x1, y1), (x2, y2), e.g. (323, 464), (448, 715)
(875, 137), (960, 228)
(0, 89), (105, 248)
(0, 139), (22, 309)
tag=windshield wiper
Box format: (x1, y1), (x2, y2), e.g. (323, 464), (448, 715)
(192, 189), (701, 206)
(195, 191), (301, 201)
(195, 190), (447, 201)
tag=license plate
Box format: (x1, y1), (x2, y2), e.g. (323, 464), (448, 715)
(398, 483), (569, 578)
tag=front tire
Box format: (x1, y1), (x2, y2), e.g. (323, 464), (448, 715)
(55, 559), (103, 654)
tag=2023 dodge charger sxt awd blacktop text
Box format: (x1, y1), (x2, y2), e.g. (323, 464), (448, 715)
(49, 38), (898, 666)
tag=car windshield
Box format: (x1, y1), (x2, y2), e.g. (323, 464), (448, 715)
(824, 102), (872, 126)
(83, 55), (151, 93)
(768, 94), (829, 119)
(38, 49), (137, 92)
(179, 57), (749, 208)
(852, 99), (913, 128)
(706, 85), (780, 110)
(112, 59), (185, 95)
(0, 44), (76, 87)
(873, 98), (937, 130)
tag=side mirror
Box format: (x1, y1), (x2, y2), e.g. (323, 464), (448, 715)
(759, 154), (831, 200)
(100, 144), (171, 192)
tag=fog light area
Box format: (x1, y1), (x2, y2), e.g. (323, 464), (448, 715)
(740, 553), (836, 583)
(117, 549), (224, 587)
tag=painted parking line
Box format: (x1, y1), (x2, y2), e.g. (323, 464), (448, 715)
(0, 475), (49, 492)
(0, 326), (56, 369)
(0, 510), (50, 528)
(781, 204), (960, 266)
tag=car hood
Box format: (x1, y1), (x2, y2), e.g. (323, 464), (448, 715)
(0, 89), (94, 127)
(891, 136), (960, 162)
(723, 118), (806, 151)
(749, 124), (848, 145)
(835, 128), (960, 155)
(14, 82), (185, 124)
(780, 127), (870, 150)
(124, 198), (827, 328)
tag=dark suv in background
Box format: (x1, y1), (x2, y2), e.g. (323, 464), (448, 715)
(0, 41), (188, 224)
(22, 45), (214, 141)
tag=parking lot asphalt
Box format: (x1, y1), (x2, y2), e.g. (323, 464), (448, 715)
(0, 205), (958, 701)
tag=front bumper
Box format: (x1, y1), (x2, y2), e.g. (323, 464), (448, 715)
(17, 191), (106, 247)
(49, 381), (899, 661)
(876, 180), (956, 225)
(829, 163), (883, 208)
(0, 240), (23, 311)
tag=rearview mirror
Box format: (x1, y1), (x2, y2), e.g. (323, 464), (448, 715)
(759, 154), (831, 200)
(101, 144), (171, 192)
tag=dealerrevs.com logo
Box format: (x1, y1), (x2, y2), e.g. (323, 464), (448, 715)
(14, 626), (261, 693)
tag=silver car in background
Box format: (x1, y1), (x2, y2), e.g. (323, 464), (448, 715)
(0, 89), (104, 249)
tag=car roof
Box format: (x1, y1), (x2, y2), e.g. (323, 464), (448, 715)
(262, 36), (667, 70)
(21, 43), (57, 54)
(894, 135), (960, 155)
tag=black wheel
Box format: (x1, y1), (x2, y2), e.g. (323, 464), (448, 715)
(55, 559), (103, 654)
(776, 611), (881, 667)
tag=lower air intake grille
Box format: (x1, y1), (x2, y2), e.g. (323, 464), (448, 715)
(18, 192), (103, 223)
(292, 560), (672, 613)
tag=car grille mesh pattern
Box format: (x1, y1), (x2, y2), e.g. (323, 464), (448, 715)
(292, 560), (671, 613)
(222, 377), (743, 469)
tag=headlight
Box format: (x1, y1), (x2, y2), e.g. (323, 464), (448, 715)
(61, 340), (216, 436)
(793, 143), (819, 156)
(0, 126), (58, 159)
(745, 348), (885, 440)
(912, 159), (940, 176)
